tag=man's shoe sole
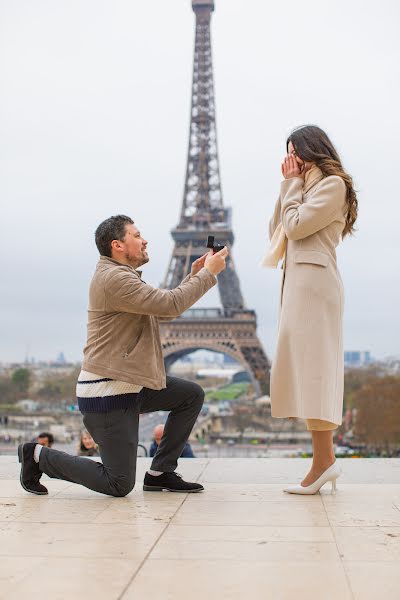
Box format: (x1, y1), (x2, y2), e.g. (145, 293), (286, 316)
(18, 444), (48, 496)
(143, 484), (204, 493)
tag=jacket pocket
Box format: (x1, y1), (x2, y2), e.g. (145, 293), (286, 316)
(123, 326), (145, 359)
(294, 250), (329, 267)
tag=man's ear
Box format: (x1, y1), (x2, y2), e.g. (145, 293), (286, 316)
(111, 239), (123, 252)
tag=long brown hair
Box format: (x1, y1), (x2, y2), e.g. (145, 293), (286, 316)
(287, 125), (358, 238)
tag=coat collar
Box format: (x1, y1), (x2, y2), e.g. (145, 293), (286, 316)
(304, 166), (324, 194)
(99, 256), (142, 279)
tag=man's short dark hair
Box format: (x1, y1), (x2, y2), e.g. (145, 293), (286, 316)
(38, 432), (54, 445)
(95, 215), (134, 257)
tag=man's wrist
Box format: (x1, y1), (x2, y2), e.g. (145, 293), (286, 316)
(204, 267), (217, 279)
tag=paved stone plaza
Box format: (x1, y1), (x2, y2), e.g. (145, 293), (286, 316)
(0, 456), (399, 599)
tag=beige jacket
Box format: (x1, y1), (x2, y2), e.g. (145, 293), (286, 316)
(269, 168), (347, 425)
(82, 256), (217, 389)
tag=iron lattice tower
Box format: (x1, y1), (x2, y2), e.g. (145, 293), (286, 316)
(160, 0), (270, 394)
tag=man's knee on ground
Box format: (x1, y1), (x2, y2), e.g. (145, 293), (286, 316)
(111, 478), (135, 498)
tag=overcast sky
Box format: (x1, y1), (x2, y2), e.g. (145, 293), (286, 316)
(1, 0), (399, 364)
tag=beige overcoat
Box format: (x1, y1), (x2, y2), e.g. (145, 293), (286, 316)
(269, 167), (347, 425)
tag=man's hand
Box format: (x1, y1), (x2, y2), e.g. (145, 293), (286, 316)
(204, 247), (229, 276)
(190, 253), (209, 277)
(282, 155), (304, 180)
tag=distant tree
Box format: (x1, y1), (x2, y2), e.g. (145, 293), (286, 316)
(11, 368), (31, 397)
(35, 367), (80, 403)
(0, 376), (15, 404)
(344, 365), (387, 410)
(37, 380), (62, 401)
(353, 376), (400, 454)
(232, 405), (252, 440)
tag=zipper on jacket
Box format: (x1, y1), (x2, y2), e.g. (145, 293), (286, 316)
(123, 322), (144, 359)
(123, 338), (139, 359)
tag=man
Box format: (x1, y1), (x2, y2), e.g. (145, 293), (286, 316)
(149, 423), (195, 458)
(18, 214), (227, 496)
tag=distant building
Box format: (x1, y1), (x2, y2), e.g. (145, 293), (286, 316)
(180, 354), (192, 363)
(344, 351), (371, 367)
(196, 368), (240, 380)
(56, 352), (67, 365)
(232, 370), (252, 384)
(16, 399), (40, 412)
(376, 356), (400, 375)
(223, 354), (238, 366)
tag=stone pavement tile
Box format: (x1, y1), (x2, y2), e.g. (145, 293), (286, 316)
(172, 499), (329, 527)
(93, 492), (185, 524)
(0, 498), (36, 522)
(321, 483), (400, 503)
(50, 483), (120, 499)
(158, 523), (335, 542)
(150, 537), (340, 562)
(333, 526), (400, 561)
(5, 557), (138, 600)
(323, 499), (400, 527)
(54, 481), (125, 499)
(200, 458), (400, 484)
(344, 562), (400, 600)
(121, 459), (149, 481)
(0, 457), (20, 480)
(334, 459), (400, 484)
(201, 458), (311, 483)
(123, 560), (352, 600)
(12, 497), (113, 524)
(0, 521), (166, 559)
(0, 479), (72, 498)
(190, 483), (322, 502)
(392, 497), (400, 511)
(0, 556), (44, 597)
(172, 457), (209, 479)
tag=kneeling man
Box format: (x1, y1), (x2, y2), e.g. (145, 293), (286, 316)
(19, 215), (227, 496)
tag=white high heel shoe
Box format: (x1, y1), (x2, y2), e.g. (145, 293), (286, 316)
(284, 462), (342, 495)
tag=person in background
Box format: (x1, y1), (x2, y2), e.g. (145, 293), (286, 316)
(77, 430), (100, 457)
(149, 424), (195, 458)
(35, 433), (54, 448)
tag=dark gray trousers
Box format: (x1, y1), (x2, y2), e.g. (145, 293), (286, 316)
(39, 376), (204, 497)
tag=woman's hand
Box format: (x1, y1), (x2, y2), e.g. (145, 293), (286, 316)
(281, 155), (305, 180)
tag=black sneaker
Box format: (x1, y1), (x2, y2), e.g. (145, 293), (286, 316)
(143, 471), (204, 493)
(18, 443), (48, 495)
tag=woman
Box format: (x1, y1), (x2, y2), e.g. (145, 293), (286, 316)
(77, 430), (100, 457)
(266, 125), (358, 494)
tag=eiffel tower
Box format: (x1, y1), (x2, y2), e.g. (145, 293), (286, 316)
(160, 0), (270, 395)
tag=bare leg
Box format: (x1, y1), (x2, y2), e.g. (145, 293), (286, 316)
(301, 431), (336, 487)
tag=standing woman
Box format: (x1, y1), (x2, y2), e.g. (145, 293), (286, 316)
(266, 125), (358, 494)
